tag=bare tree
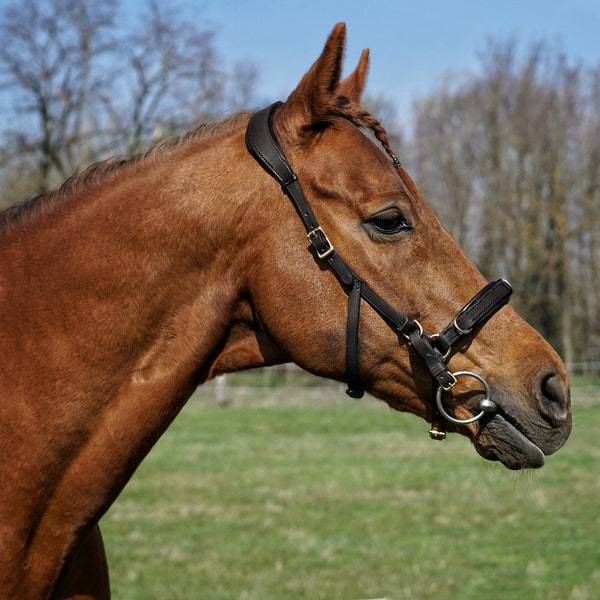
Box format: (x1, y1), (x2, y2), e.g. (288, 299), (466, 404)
(0, 0), (117, 194)
(103, 0), (228, 154)
(573, 65), (600, 372)
(411, 38), (599, 369)
(0, 0), (258, 202)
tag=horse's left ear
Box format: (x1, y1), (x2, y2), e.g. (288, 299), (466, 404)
(274, 23), (347, 136)
(337, 48), (369, 103)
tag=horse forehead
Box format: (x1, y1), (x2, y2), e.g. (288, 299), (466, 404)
(299, 123), (402, 201)
(357, 126), (395, 164)
(314, 123), (397, 179)
(329, 122), (394, 165)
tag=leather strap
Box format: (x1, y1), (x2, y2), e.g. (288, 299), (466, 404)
(346, 277), (363, 398)
(246, 102), (322, 235)
(245, 102), (512, 406)
(435, 279), (513, 355)
(246, 103), (429, 397)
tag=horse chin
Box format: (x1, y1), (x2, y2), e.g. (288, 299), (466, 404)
(473, 413), (546, 470)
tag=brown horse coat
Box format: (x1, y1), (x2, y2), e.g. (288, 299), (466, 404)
(0, 24), (570, 599)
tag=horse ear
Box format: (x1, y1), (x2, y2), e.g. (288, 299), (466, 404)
(337, 48), (369, 103)
(275, 23), (347, 132)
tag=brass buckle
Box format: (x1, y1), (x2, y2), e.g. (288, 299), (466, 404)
(428, 426), (447, 441)
(441, 372), (457, 391)
(307, 227), (334, 259)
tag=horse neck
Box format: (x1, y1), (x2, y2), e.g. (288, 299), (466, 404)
(2, 128), (260, 388)
(0, 123), (279, 594)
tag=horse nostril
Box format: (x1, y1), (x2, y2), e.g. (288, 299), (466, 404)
(540, 373), (570, 426)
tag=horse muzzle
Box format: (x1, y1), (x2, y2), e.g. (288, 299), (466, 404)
(473, 372), (572, 470)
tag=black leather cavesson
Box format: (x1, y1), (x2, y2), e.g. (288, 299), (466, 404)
(245, 102), (512, 420)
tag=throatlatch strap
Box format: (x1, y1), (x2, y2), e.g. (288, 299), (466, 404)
(346, 277), (364, 398)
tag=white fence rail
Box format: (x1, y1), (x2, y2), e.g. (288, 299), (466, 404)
(195, 363), (598, 407)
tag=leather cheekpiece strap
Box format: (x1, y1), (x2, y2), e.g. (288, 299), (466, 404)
(245, 101), (513, 416)
(245, 102), (429, 396)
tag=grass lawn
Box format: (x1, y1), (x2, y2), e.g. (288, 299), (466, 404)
(102, 385), (599, 599)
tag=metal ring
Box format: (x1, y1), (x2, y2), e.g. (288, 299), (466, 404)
(430, 333), (451, 361)
(453, 317), (473, 336)
(402, 319), (423, 341)
(435, 371), (496, 425)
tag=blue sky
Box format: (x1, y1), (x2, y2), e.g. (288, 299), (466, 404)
(2, 0), (599, 124)
(193, 0), (600, 121)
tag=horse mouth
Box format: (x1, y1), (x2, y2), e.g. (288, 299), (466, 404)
(473, 412), (546, 470)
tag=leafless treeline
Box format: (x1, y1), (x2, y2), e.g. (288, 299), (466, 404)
(0, 0), (257, 200)
(0, 1), (598, 373)
(406, 39), (600, 374)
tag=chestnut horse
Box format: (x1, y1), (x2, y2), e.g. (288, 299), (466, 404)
(0, 24), (570, 599)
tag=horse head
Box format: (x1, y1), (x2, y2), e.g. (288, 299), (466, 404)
(237, 23), (571, 470)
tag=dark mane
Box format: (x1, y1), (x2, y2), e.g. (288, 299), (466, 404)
(0, 111), (251, 233)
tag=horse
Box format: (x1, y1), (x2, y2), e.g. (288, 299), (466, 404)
(0, 23), (571, 599)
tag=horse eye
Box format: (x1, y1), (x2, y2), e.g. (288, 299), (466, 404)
(367, 209), (412, 235)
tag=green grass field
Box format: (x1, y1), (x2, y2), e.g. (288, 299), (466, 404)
(102, 384), (600, 599)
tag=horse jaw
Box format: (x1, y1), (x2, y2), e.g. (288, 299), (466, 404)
(208, 324), (289, 379)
